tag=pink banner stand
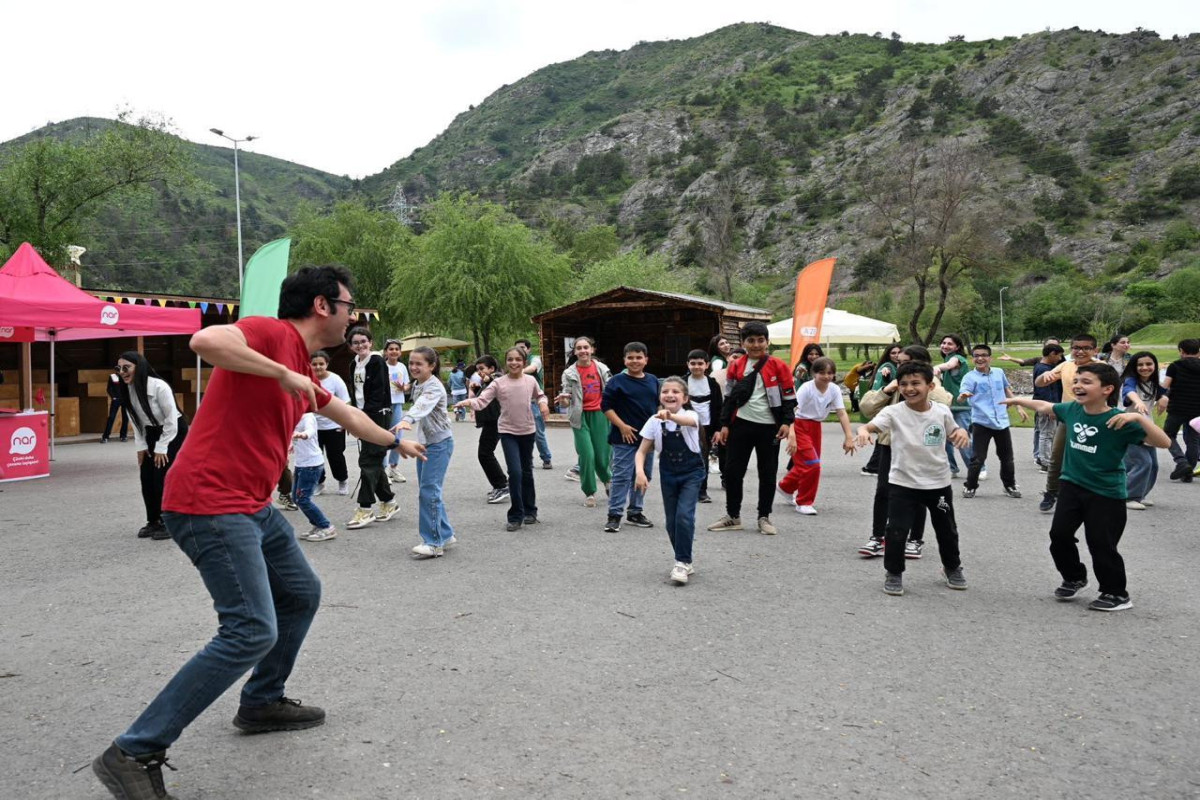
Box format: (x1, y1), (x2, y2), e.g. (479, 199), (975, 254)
(0, 411), (50, 482)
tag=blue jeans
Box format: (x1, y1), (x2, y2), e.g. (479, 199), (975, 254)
(946, 408), (974, 472)
(116, 506), (321, 755)
(387, 403), (405, 466)
(532, 401), (552, 464)
(608, 443), (654, 517)
(416, 437), (455, 545)
(1124, 444), (1159, 502)
(500, 432), (536, 523)
(292, 465), (330, 529)
(660, 463), (705, 563)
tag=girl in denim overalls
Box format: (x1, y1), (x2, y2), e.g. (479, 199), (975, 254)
(635, 377), (706, 585)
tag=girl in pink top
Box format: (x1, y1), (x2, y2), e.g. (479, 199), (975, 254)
(457, 347), (549, 530)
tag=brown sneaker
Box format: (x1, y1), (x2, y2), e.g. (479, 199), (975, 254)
(232, 697), (325, 733)
(93, 742), (177, 799)
(757, 516), (778, 535)
(706, 515), (743, 531)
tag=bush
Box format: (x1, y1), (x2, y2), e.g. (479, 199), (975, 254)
(1117, 193), (1178, 224)
(1089, 124), (1133, 158)
(1162, 164), (1200, 200)
(1006, 222), (1052, 261)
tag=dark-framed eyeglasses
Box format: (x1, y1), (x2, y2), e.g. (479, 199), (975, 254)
(115, 364), (134, 373)
(327, 298), (357, 316)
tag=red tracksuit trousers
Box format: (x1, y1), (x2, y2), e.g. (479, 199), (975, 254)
(778, 418), (822, 505)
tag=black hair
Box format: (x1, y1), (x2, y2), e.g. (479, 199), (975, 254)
(741, 321), (769, 339)
(1121, 351), (1161, 392)
(1101, 334), (1128, 355)
(1042, 343), (1065, 357)
(940, 334), (967, 354)
(514, 338), (533, 349)
(1077, 362), (1120, 405)
(730, 347), (747, 357)
(708, 334), (729, 361)
(410, 346), (441, 376)
(880, 344), (903, 362)
(116, 350), (164, 428)
(799, 343), (825, 364)
(897, 361), (934, 383)
(347, 326), (373, 344)
(971, 343), (992, 356)
(902, 345), (933, 364)
(810, 357), (836, 374)
(687, 349), (708, 362)
(623, 341), (648, 356)
(311, 350), (331, 363)
(1071, 333), (1098, 347)
(278, 265), (353, 320)
(475, 354), (498, 370)
(1179, 338), (1200, 356)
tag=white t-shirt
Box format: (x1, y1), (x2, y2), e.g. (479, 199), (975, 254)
(687, 375), (712, 426)
(870, 402), (958, 490)
(315, 373), (350, 431)
(639, 412), (702, 455)
(795, 381), (844, 422)
(353, 355), (368, 409)
(387, 361), (410, 404)
(292, 414), (324, 468)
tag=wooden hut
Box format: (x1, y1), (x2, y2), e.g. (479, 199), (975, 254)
(531, 286), (770, 393)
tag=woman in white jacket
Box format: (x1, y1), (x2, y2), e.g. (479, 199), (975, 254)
(554, 337), (613, 507)
(116, 351), (189, 540)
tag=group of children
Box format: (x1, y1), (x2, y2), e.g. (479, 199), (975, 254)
(281, 321), (1181, 609)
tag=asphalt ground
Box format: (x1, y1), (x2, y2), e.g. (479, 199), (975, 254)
(2, 423), (1199, 799)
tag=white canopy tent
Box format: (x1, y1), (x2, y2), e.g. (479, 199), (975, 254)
(768, 308), (900, 346)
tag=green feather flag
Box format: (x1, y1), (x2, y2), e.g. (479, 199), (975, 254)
(239, 238), (291, 318)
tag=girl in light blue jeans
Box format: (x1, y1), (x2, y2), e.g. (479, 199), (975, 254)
(399, 347), (455, 558)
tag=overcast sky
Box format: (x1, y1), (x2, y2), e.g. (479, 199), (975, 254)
(7, 0), (1193, 178)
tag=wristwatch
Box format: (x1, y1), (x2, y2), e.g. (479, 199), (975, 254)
(387, 433), (403, 450)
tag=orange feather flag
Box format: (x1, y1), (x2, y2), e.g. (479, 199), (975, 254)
(788, 258), (836, 369)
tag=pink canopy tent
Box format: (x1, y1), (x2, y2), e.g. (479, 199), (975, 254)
(0, 243), (202, 455)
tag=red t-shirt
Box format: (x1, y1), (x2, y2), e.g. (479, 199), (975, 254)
(578, 362), (602, 412)
(163, 317), (331, 515)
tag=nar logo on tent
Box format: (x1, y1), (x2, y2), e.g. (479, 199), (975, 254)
(100, 304), (120, 326)
(10, 427), (37, 455)
(0, 327), (15, 339)
(800, 326), (818, 337)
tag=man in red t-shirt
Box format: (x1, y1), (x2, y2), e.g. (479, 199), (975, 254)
(93, 266), (425, 800)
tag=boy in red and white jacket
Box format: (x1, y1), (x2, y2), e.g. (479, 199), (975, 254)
(708, 321), (797, 535)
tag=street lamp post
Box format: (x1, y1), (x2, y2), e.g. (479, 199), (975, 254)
(209, 128), (257, 297)
(999, 286), (1009, 350)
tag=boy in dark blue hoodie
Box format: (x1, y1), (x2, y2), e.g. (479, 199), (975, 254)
(601, 342), (660, 532)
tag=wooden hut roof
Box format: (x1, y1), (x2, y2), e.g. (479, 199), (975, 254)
(532, 286), (770, 323)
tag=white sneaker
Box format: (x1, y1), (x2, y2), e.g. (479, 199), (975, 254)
(337, 481), (350, 496)
(442, 536), (458, 548)
(979, 468), (989, 481)
(303, 526), (338, 542)
(412, 543), (444, 558)
(387, 466), (407, 483)
(313, 483), (325, 497)
(1125, 500), (1146, 510)
(796, 505), (818, 515)
(375, 501), (400, 522)
(346, 508), (375, 529)
(1142, 498), (1155, 507)
(670, 562), (690, 584)
(584, 495), (596, 508)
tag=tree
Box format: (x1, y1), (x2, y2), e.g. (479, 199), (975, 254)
(570, 250), (686, 301)
(0, 112), (194, 265)
(388, 194), (569, 356)
(697, 174), (740, 301)
(290, 200), (411, 327)
(856, 141), (1003, 345)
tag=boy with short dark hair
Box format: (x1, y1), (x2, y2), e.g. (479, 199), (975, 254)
(1005, 363), (1171, 611)
(958, 343), (1028, 499)
(708, 321), (796, 535)
(685, 349), (723, 504)
(1032, 343), (1066, 470)
(1157, 338), (1200, 482)
(855, 361), (971, 596)
(1034, 333), (1100, 512)
(601, 342), (660, 532)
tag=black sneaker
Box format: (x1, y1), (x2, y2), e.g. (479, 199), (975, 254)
(961, 487), (976, 499)
(604, 515), (622, 532)
(625, 513), (654, 528)
(93, 742), (177, 799)
(505, 521), (523, 532)
(542, 461), (553, 470)
(1003, 485), (1022, 499)
(698, 493), (712, 504)
(1088, 593), (1133, 612)
(1169, 464), (1191, 481)
(523, 515), (539, 525)
(858, 537), (884, 557)
(944, 567), (968, 590)
(149, 522), (171, 541)
(1039, 492), (1056, 513)
(487, 487), (509, 504)
(137, 523), (157, 539)
(233, 697), (325, 733)
(1054, 579), (1088, 600)
(884, 572), (904, 596)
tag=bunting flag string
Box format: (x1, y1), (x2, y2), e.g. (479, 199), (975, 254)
(217, 303), (226, 315)
(200, 302), (210, 313)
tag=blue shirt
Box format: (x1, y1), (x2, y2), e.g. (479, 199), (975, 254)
(959, 368), (1011, 429)
(1032, 362), (1062, 403)
(449, 370), (467, 393)
(600, 371), (660, 446)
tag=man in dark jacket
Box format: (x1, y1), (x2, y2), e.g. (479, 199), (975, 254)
(346, 327), (400, 527)
(1157, 338), (1200, 483)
